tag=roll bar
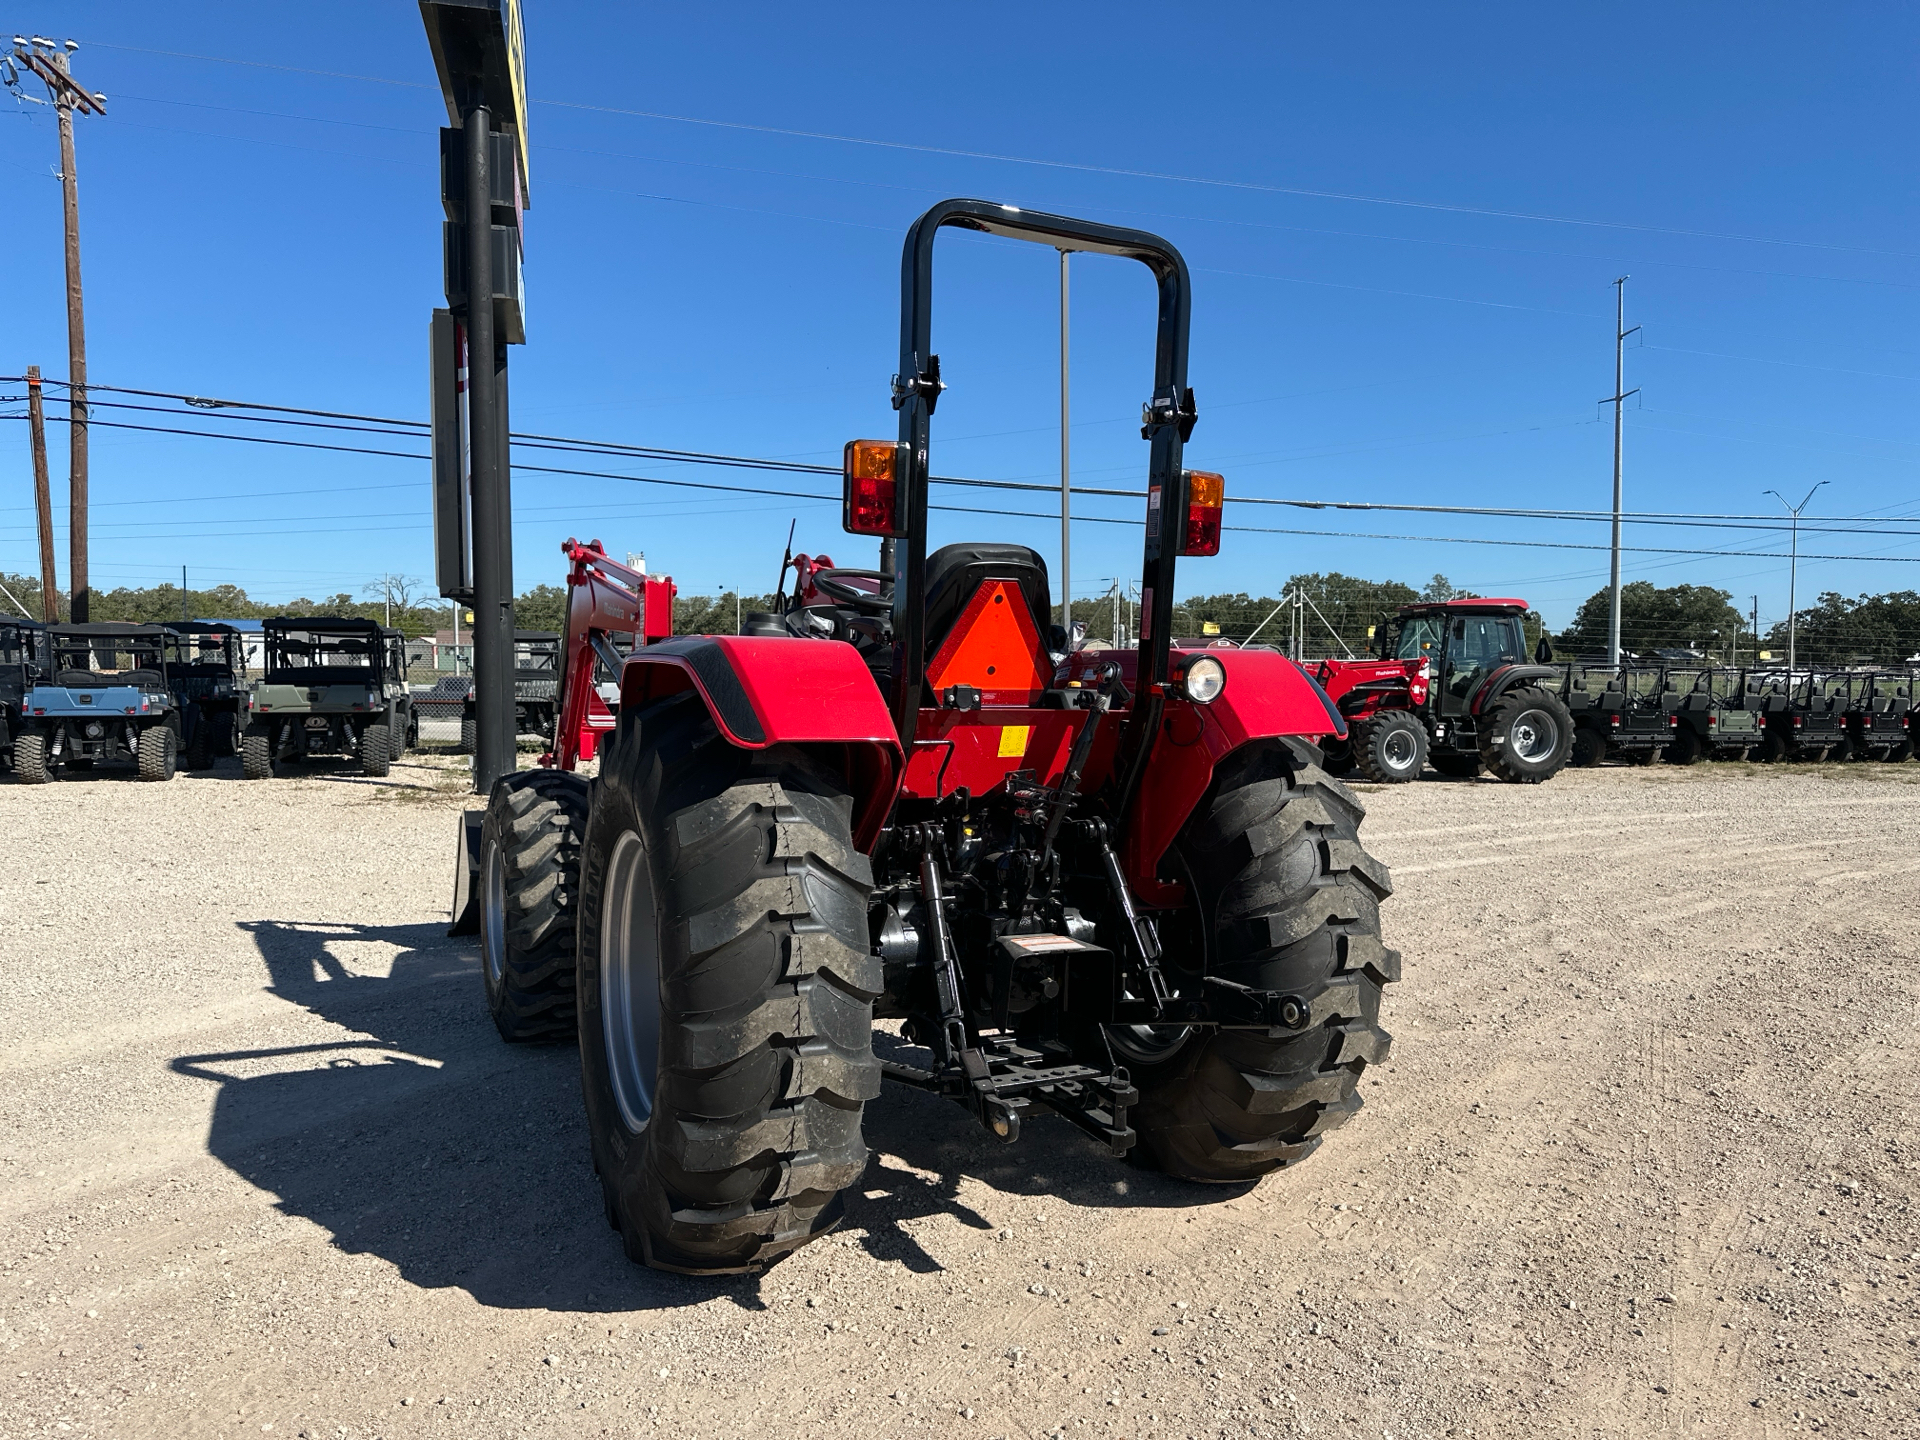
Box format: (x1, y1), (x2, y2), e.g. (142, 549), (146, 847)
(887, 199), (1196, 821)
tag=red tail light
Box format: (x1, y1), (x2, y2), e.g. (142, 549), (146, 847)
(1179, 471), (1224, 557)
(843, 440), (906, 538)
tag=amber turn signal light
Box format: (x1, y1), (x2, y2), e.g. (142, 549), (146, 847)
(1179, 470), (1224, 557)
(843, 440), (906, 537)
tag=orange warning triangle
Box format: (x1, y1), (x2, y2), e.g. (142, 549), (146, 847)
(925, 579), (1051, 697)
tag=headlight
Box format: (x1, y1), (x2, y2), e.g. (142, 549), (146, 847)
(1176, 654), (1226, 704)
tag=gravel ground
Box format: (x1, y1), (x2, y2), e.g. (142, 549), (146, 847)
(3, 753), (1917, 1439)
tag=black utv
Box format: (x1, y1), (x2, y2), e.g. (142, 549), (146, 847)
(0, 617), (52, 775)
(159, 622), (247, 769)
(1560, 662), (1668, 766)
(1661, 668), (1762, 764)
(455, 630), (561, 752)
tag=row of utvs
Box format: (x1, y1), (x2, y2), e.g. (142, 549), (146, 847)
(0, 616), (417, 782)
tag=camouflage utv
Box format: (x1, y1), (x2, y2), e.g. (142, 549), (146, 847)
(242, 618), (413, 779)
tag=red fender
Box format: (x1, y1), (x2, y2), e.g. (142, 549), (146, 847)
(1064, 647), (1347, 905)
(620, 636), (903, 850)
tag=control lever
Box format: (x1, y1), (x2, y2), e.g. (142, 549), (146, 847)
(1090, 818), (1172, 1010)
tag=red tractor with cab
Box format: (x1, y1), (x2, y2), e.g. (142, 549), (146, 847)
(465, 200), (1398, 1275)
(1314, 598), (1573, 783)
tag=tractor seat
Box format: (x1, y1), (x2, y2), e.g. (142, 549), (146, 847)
(923, 542), (1053, 660)
(55, 669), (100, 686)
(739, 611), (788, 638)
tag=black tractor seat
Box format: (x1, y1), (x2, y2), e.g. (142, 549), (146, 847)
(923, 542), (1053, 660)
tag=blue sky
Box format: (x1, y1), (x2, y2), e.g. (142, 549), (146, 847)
(1, 2), (1915, 630)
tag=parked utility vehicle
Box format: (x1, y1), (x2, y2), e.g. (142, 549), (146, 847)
(244, 618), (413, 778)
(457, 630), (563, 752)
(1661, 667), (1760, 764)
(160, 621), (247, 769)
(0, 617), (51, 775)
(1559, 663), (1666, 766)
(466, 201), (1398, 1276)
(1315, 599), (1572, 782)
(15, 623), (182, 782)
(1842, 672), (1913, 761)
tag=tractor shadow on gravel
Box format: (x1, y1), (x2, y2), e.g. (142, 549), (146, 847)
(173, 918), (1247, 1309)
(172, 918), (753, 1316)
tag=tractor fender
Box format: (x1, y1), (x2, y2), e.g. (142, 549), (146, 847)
(1117, 648), (1350, 905)
(1467, 663), (1559, 716)
(620, 636), (904, 849)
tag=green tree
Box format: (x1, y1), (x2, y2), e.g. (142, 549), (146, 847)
(1558, 582), (1744, 658)
(1419, 574), (1478, 603)
(513, 584), (568, 632)
(1764, 590), (1920, 666)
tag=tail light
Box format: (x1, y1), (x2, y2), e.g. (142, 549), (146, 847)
(842, 440), (906, 538)
(1179, 470), (1224, 557)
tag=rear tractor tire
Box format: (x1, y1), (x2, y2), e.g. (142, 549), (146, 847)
(1126, 739), (1398, 1184)
(137, 725), (178, 782)
(13, 731), (50, 784)
(578, 690), (879, 1274)
(1480, 687), (1574, 783)
(1351, 711), (1427, 784)
(359, 724), (391, 778)
(478, 769), (590, 1043)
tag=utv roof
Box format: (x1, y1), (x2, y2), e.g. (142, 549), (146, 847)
(49, 621), (169, 637)
(161, 620), (240, 635)
(263, 616), (389, 634)
(1396, 598), (1530, 615)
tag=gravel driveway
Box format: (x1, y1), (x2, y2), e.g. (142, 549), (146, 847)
(2, 755), (1915, 1438)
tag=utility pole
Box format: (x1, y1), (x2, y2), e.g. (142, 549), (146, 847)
(11, 39), (106, 621)
(1601, 276), (1640, 666)
(25, 366), (59, 621)
(1765, 482), (1828, 676)
(1751, 596), (1759, 666)
(182, 565), (189, 623)
(1058, 248), (1072, 645)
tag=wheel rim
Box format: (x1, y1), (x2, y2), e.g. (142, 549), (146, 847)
(481, 840), (507, 987)
(1382, 726), (1418, 773)
(1106, 1019), (1193, 1066)
(602, 829), (662, 1133)
(1509, 709), (1558, 762)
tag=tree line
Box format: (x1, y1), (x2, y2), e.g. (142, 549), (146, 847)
(11, 565), (1915, 666)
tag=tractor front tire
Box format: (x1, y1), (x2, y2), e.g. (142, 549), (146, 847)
(1430, 752), (1483, 779)
(1127, 739), (1397, 1184)
(579, 690), (878, 1274)
(13, 731), (50, 784)
(137, 725), (177, 782)
(1479, 687), (1574, 783)
(1351, 711), (1427, 784)
(360, 725), (392, 778)
(1570, 726), (1608, 768)
(479, 769), (590, 1043)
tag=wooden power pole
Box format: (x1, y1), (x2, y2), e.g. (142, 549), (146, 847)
(25, 367), (59, 621)
(12, 39), (106, 621)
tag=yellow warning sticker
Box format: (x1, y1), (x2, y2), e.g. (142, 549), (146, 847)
(998, 725), (1031, 757)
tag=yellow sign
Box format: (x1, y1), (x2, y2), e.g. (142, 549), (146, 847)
(502, 0), (530, 202)
(1201, 621), (1220, 636)
(998, 725), (1031, 757)
(1758, 650), (1772, 660)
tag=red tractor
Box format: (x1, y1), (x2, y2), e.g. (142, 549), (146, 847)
(1313, 598), (1574, 783)
(469, 200), (1398, 1275)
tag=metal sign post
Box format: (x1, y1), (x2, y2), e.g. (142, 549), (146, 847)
(420, 0), (530, 795)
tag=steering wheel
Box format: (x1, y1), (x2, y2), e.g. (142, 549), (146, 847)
(809, 568), (894, 615)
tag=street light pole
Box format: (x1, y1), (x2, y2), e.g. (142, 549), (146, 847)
(1765, 481), (1829, 676)
(1058, 248), (1071, 645)
(1601, 277), (1640, 666)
